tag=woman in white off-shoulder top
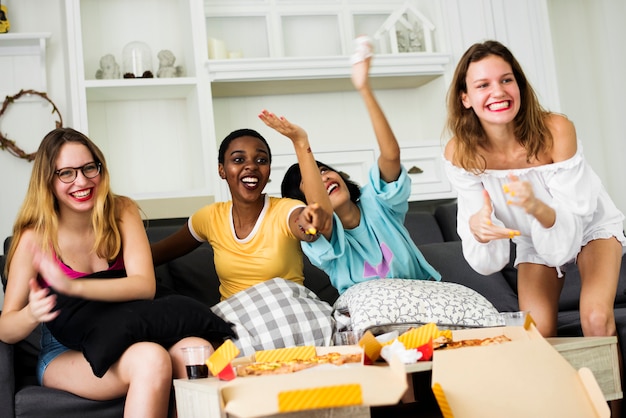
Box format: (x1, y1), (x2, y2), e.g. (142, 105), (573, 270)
(443, 40), (625, 338)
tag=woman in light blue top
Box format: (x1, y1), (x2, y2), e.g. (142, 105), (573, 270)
(275, 39), (440, 294)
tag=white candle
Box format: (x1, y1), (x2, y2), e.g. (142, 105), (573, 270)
(208, 38), (227, 59)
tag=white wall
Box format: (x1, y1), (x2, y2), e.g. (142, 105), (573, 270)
(0, 1), (68, 240)
(0, 1), (68, 309)
(547, 0), (626, 230)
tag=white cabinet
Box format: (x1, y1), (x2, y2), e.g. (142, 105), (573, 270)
(64, 0), (220, 204)
(205, 0), (454, 202)
(400, 141), (452, 201)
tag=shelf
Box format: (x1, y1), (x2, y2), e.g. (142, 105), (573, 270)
(84, 77), (198, 101)
(0, 32), (52, 96)
(0, 32), (51, 53)
(206, 53), (449, 97)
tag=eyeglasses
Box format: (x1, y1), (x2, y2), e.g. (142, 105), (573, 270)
(55, 162), (102, 183)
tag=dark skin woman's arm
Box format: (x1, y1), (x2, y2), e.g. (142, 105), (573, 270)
(150, 224), (201, 266)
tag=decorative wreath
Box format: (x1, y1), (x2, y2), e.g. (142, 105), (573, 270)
(0, 89), (63, 161)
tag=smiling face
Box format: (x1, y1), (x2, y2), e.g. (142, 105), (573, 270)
(461, 55), (521, 127)
(314, 166), (352, 210)
(218, 135), (271, 202)
(53, 142), (101, 214)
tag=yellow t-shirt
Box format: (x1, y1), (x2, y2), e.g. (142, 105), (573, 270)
(188, 195), (305, 300)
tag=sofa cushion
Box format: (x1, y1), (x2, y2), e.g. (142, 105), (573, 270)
(559, 255), (626, 312)
(303, 258), (339, 306)
(403, 211), (444, 245)
(15, 385), (124, 418)
(167, 246), (221, 306)
(46, 271), (236, 377)
(556, 310), (583, 337)
(211, 278), (334, 356)
(418, 241), (520, 312)
(333, 278), (501, 335)
(0, 254), (5, 293)
(433, 202), (460, 242)
(1, 236), (10, 292)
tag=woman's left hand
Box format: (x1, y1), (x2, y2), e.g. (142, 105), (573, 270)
(503, 173), (540, 215)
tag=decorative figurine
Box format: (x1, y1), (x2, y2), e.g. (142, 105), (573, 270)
(0, 0), (10, 34)
(95, 54), (121, 79)
(156, 49), (184, 78)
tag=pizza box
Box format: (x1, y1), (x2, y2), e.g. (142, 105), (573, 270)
(175, 344), (408, 418)
(431, 322), (610, 418)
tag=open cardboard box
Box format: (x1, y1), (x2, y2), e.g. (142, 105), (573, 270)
(431, 323), (610, 418)
(207, 345), (408, 418)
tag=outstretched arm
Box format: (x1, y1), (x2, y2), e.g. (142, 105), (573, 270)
(352, 39), (401, 183)
(259, 110), (333, 239)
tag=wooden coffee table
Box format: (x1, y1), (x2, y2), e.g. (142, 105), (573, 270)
(174, 336), (621, 417)
(546, 336), (622, 401)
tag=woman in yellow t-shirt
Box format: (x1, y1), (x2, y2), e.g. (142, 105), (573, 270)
(151, 128), (332, 300)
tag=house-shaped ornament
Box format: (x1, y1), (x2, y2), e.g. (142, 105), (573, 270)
(373, 2), (435, 54)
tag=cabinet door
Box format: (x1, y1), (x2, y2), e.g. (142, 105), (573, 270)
(401, 142), (454, 201)
(64, 0), (219, 204)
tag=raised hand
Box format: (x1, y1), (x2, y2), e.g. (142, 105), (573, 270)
(351, 36), (373, 91)
(469, 189), (521, 242)
(258, 110), (307, 146)
(261, 108), (334, 239)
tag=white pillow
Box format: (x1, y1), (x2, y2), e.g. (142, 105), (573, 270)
(333, 279), (499, 335)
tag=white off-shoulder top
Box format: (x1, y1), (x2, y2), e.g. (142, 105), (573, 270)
(443, 142), (625, 277)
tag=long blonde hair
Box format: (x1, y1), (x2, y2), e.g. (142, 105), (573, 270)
(446, 40), (552, 172)
(5, 128), (130, 276)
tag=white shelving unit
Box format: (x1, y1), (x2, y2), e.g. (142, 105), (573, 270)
(205, 0), (455, 202)
(64, 0), (220, 204)
(207, 53), (449, 97)
(62, 0), (456, 207)
(61, 0), (563, 214)
(0, 32), (51, 98)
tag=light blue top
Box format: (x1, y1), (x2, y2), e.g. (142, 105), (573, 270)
(302, 165), (441, 294)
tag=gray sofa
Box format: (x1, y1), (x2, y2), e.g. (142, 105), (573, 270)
(1, 202), (625, 418)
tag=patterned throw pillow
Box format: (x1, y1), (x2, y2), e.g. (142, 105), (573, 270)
(333, 279), (500, 335)
(211, 278), (335, 356)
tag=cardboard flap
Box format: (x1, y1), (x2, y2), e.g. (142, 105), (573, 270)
(432, 382), (454, 418)
(578, 367), (610, 418)
(432, 330), (606, 418)
(255, 346), (317, 363)
(222, 356), (407, 418)
(278, 383), (363, 412)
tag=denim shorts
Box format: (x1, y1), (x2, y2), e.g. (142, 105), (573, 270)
(37, 324), (70, 385)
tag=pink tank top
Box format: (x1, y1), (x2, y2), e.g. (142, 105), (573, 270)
(38, 251), (125, 287)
